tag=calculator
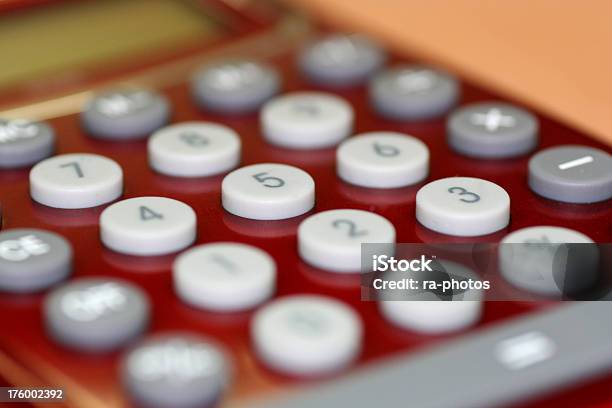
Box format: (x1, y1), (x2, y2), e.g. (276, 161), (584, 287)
(0, 1), (611, 408)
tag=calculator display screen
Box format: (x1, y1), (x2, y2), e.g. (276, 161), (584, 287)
(0, 0), (225, 89)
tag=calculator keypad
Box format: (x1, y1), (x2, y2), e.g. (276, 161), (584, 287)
(261, 92), (354, 149)
(148, 121), (241, 177)
(100, 196), (197, 256)
(82, 89), (170, 140)
(252, 295), (363, 376)
(0, 119), (55, 168)
(29, 153), (123, 209)
(44, 277), (150, 352)
(0, 228), (72, 293)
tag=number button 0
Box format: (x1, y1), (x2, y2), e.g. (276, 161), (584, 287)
(337, 132), (429, 188)
(298, 209), (395, 273)
(30, 153), (123, 209)
(222, 163), (315, 220)
(252, 295), (363, 376)
(416, 177), (510, 236)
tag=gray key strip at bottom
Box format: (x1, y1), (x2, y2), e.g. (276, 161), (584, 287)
(254, 302), (612, 408)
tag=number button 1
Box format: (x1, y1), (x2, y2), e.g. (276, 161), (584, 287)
(416, 177), (510, 236)
(30, 153), (123, 209)
(298, 209), (395, 273)
(173, 242), (276, 311)
(222, 163), (315, 220)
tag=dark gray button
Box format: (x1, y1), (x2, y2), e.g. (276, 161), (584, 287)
(191, 60), (280, 113)
(0, 119), (55, 168)
(448, 102), (539, 158)
(81, 89), (170, 140)
(529, 145), (612, 203)
(44, 277), (150, 352)
(369, 65), (459, 120)
(0, 229), (72, 293)
(499, 226), (598, 296)
(122, 333), (230, 408)
(298, 34), (386, 87)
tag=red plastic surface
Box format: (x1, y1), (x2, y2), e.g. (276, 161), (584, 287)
(0, 30), (611, 408)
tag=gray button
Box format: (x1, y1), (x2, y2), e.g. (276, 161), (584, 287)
(256, 302), (612, 408)
(0, 229), (72, 293)
(191, 60), (280, 113)
(528, 145), (612, 203)
(298, 34), (386, 87)
(121, 333), (230, 408)
(499, 226), (598, 296)
(448, 102), (539, 158)
(81, 89), (170, 140)
(0, 119), (55, 168)
(369, 65), (459, 120)
(44, 277), (150, 352)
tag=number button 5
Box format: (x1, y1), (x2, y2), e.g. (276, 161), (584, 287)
(222, 163), (315, 220)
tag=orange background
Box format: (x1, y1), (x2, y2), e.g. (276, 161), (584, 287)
(288, 0), (612, 146)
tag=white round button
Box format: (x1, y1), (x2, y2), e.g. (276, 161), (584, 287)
(148, 122), (241, 178)
(222, 163), (315, 220)
(261, 92), (354, 149)
(173, 242), (276, 311)
(100, 197), (197, 256)
(416, 177), (510, 236)
(298, 209), (396, 273)
(499, 226), (598, 296)
(337, 132), (429, 188)
(252, 295), (362, 376)
(379, 261), (483, 334)
(30, 153), (123, 209)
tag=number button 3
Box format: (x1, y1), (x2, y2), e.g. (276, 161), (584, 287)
(416, 177), (510, 236)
